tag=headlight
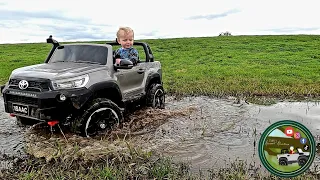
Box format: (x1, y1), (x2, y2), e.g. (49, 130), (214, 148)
(51, 74), (89, 90)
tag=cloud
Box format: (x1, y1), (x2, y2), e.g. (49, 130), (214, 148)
(0, 9), (90, 23)
(22, 23), (114, 41)
(138, 31), (158, 37)
(35, 25), (108, 41)
(0, 9), (114, 42)
(265, 27), (320, 33)
(185, 9), (241, 20)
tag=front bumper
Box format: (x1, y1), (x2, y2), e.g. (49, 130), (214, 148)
(2, 87), (92, 122)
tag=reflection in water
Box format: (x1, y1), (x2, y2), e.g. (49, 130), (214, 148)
(1, 96), (320, 171)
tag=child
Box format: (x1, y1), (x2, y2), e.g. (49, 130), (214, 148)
(289, 146), (295, 154)
(115, 27), (139, 65)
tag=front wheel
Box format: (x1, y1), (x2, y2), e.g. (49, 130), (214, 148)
(146, 83), (165, 109)
(279, 158), (288, 166)
(78, 98), (123, 137)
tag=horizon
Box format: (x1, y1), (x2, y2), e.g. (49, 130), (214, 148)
(1, 34), (318, 45)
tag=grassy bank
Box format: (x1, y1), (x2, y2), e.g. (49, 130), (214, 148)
(1, 35), (320, 99)
(1, 145), (320, 180)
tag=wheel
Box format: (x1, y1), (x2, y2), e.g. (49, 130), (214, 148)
(279, 158), (288, 166)
(298, 157), (308, 166)
(16, 116), (38, 126)
(77, 98), (123, 137)
(146, 83), (165, 109)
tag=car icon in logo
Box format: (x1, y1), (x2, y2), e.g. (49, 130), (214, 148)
(18, 80), (29, 90)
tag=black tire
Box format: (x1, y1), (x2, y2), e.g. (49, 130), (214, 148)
(16, 116), (38, 126)
(146, 83), (165, 109)
(298, 156), (308, 166)
(279, 158), (288, 166)
(77, 98), (123, 137)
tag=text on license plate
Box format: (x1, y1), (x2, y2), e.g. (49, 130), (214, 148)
(12, 104), (29, 115)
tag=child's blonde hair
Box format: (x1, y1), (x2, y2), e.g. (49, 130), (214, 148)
(117, 27), (134, 39)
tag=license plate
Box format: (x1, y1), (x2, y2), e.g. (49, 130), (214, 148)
(12, 104), (29, 115)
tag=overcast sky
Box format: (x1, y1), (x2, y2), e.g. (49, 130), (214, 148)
(0, 0), (319, 44)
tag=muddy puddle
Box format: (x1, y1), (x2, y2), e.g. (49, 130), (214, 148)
(1, 95), (320, 172)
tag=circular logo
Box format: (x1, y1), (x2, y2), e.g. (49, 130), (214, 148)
(18, 80), (29, 90)
(258, 120), (316, 178)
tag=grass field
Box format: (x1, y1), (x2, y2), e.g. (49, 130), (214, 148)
(2, 34), (320, 179)
(1, 35), (320, 100)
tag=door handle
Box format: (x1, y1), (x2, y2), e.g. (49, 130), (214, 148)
(137, 69), (145, 74)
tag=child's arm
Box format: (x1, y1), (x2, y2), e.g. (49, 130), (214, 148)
(114, 49), (121, 64)
(129, 48), (139, 65)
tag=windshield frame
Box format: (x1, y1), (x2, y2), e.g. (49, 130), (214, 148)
(48, 44), (109, 65)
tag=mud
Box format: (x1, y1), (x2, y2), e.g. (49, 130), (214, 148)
(1, 95), (320, 172)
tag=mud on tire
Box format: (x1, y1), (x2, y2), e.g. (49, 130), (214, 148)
(146, 83), (165, 109)
(75, 98), (123, 137)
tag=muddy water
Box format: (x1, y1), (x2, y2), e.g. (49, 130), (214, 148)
(1, 95), (320, 172)
(0, 96), (27, 156)
(135, 96), (320, 171)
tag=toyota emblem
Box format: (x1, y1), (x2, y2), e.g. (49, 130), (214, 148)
(18, 80), (29, 90)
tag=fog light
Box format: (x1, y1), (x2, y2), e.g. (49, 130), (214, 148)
(59, 94), (66, 101)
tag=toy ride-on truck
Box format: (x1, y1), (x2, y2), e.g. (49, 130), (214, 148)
(1, 35), (165, 137)
(277, 148), (309, 166)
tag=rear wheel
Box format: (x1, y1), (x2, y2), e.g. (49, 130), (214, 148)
(298, 156), (308, 166)
(78, 98), (123, 137)
(146, 83), (165, 109)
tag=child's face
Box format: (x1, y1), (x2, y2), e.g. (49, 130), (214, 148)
(118, 31), (134, 49)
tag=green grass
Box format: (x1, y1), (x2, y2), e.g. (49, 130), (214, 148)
(1, 35), (320, 99)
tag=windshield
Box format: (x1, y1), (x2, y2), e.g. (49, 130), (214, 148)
(48, 45), (108, 65)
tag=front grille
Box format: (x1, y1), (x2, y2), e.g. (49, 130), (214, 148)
(9, 78), (51, 92)
(6, 94), (38, 105)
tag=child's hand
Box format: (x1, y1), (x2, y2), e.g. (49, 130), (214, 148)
(116, 58), (121, 64)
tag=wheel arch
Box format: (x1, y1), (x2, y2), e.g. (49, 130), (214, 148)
(88, 81), (123, 108)
(145, 73), (162, 93)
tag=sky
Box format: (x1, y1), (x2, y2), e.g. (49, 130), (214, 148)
(0, 0), (320, 44)
(269, 129), (292, 138)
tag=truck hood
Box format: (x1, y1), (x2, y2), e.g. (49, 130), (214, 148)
(10, 62), (107, 80)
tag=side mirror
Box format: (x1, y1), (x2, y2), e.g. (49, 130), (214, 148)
(114, 59), (133, 69)
(120, 59), (133, 66)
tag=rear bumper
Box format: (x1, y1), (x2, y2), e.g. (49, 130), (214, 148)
(2, 87), (92, 122)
